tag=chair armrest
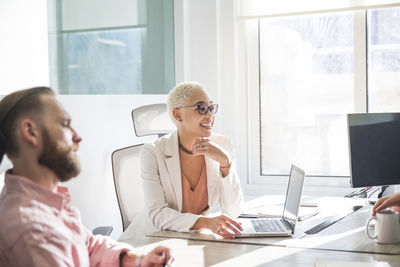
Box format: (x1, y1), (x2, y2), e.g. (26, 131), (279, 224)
(92, 226), (113, 236)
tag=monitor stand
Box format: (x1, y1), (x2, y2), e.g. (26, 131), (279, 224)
(378, 185), (395, 198)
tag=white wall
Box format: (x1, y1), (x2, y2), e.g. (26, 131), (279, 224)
(59, 95), (167, 239)
(0, 0), (49, 93)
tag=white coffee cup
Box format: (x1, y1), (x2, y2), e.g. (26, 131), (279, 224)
(365, 210), (400, 244)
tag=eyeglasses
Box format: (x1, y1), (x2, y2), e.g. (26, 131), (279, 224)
(178, 103), (219, 115)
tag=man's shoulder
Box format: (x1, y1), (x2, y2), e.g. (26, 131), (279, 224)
(0, 193), (61, 244)
(0, 193), (85, 267)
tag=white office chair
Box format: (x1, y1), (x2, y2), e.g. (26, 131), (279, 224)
(112, 103), (174, 233)
(0, 156), (12, 192)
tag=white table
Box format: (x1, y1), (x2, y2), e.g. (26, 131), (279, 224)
(122, 236), (400, 266)
(119, 196), (400, 266)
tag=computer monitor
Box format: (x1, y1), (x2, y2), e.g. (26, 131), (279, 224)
(347, 113), (400, 188)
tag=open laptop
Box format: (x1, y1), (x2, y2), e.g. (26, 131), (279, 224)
(238, 164), (305, 237)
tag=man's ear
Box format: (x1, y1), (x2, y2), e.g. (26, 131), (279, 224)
(19, 119), (40, 147)
(172, 108), (182, 122)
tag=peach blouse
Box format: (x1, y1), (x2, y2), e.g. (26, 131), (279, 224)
(181, 163), (209, 215)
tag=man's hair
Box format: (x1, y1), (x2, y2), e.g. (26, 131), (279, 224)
(0, 87), (54, 159)
(167, 81), (204, 122)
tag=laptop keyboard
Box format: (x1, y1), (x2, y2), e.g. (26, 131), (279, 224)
(251, 219), (287, 233)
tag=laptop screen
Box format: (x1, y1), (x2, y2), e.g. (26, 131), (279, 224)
(282, 165), (305, 226)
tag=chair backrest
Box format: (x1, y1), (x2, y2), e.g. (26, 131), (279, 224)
(0, 156), (12, 191)
(113, 103), (173, 231)
(131, 103), (175, 137)
(112, 144), (144, 231)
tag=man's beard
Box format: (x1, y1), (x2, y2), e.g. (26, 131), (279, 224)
(38, 129), (81, 182)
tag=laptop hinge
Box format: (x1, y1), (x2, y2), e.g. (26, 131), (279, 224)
(282, 219), (295, 233)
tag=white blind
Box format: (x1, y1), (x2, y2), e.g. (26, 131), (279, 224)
(61, 0), (142, 31)
(239, 0), (400, 19)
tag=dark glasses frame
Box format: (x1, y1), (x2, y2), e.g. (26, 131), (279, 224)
(177, 103), (219, 115)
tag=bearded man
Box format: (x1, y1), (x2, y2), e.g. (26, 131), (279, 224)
(0, 87), (172, 267)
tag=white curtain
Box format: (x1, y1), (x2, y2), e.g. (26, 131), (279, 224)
(238, 0), (400, 18)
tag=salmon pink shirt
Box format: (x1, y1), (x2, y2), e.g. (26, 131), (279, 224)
(181, 163), (209, 215)
(0, 171), (134, 267)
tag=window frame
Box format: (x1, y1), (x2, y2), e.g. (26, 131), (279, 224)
(243, 10), (370, 196)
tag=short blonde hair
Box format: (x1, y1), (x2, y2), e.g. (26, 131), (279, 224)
(167, 81), (204, 121)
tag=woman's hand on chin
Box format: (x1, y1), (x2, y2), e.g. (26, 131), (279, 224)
(192, 215), (242, 239)
(192, 137), (231, 167)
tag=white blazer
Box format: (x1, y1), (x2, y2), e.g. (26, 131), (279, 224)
(141, 131), (244, 232)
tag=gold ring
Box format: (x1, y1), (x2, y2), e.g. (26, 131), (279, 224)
(217, 225), (221, 231)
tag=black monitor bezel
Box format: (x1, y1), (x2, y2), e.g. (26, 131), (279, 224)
(347, 112), (400, 188)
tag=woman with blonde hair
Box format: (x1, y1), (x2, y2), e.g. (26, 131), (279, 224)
(141, 81), (244, 238)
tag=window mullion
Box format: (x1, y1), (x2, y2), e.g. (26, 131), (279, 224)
(245, 19), (262, 184)
(353, 10), (368, 112)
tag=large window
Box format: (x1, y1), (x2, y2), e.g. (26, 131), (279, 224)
(253, 7), (400, 180)
(58, 28), (144, 94)
(259, 13), (354, 177)
(368, 8), (400, 112)
(48, 0), (175, 94)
